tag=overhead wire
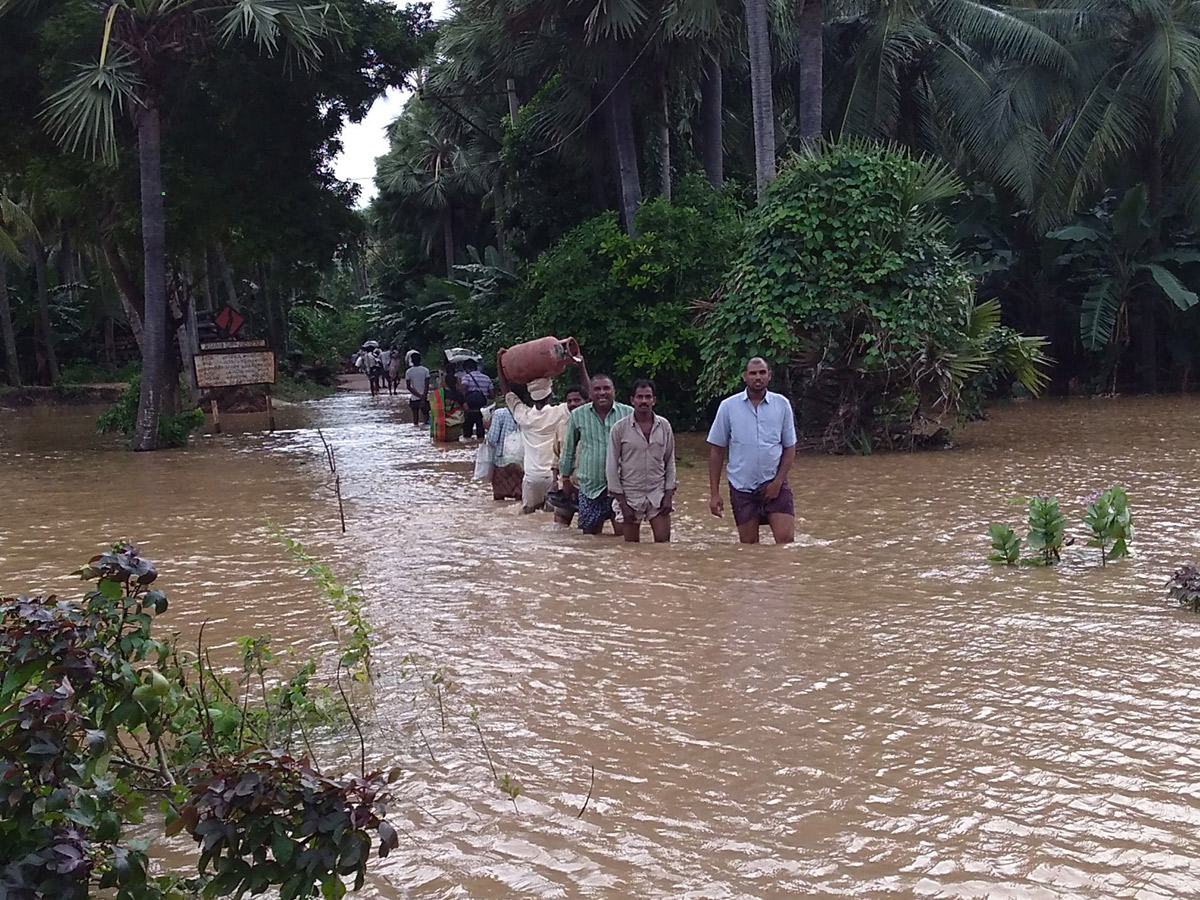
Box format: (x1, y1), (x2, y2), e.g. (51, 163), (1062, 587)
(531, 19), (665, 158)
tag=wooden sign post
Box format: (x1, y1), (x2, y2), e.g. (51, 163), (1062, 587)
(194, 340), (277, 433)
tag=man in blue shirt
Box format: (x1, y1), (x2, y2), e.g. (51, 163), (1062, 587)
(706, 357), (797, 544)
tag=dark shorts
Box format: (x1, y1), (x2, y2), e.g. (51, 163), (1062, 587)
(578, 492), (616, 531)
(729, 481), (794, 526)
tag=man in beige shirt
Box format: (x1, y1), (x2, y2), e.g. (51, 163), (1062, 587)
(606, 379), (676, 543)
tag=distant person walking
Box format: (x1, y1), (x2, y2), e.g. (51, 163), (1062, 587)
(458, 358), (493, 441)
(499, 356), (569, 514)
(405, 351), (431, 426)
(387, 347), (402, 395)
(367, 348), (385, 397)
(707, 357), (797, 544)
(607, 380), (676, 543)
(559, 372), (631, 535)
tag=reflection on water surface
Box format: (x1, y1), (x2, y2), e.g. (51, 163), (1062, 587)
(3, 393), (1200, 899)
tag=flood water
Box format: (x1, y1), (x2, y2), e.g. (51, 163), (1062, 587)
(3, 392), (1200, 899)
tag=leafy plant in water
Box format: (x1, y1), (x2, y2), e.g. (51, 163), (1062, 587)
(1167, 564), (1200, 611)
(1023, 495), (1065, 566)
(96, 376), (204, 449)
(1, 543), (399, 900)
(1083, 486), (1133, 565)
(169, 752), (401, 900)
(277, 536), (373, 682)
(987, 522), (1021, 565)
(0, 544), (179, 898)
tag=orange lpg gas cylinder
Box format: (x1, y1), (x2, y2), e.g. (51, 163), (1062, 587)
(498, 336), (582, 383)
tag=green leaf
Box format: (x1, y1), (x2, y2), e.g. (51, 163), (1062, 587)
(1145, 263), (1199, 311)
(1149, 248), (1200, 265)
(1080, 281), (1121, 351)
(272, 832), (295, 864)
(1046, 224), (1104, 242)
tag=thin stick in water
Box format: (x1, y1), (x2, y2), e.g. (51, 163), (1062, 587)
(577, 764), (595, 818)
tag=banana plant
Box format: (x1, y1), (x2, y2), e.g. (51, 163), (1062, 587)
(1047, 183), (1200, 356)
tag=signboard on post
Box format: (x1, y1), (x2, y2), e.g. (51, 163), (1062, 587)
(200, 339), (266, 352)
(194, 349), (276, 389)
(194, 345), (278, 433)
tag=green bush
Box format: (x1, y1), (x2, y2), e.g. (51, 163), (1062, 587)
(59, 360), (140, 385)
(525, 176), (742, 426)
(96, 376), (204, 448)
(700, 140), (1047, 451)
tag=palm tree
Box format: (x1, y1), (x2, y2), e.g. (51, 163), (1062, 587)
(826, 0), (1070, 156)
(376, 98), (495, 276)
(1031, 0), (1200, 227)
(0, 187), (36, 387)
(744, 0), (776, 197)
(576, 0), (649, 233)
(0, 0), (330, 449)
(795, 0), (822, 140)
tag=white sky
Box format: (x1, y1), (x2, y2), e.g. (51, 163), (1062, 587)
(333, 0), (452, 207)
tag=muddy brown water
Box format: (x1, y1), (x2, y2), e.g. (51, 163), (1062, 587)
(3, 393), (1200, 899)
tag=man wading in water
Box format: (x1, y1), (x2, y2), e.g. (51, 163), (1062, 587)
(499, 358), (570, 514)
(559, 372), (632, 536)
(607, 379), (676, 543)
(706, 357), (797, 544)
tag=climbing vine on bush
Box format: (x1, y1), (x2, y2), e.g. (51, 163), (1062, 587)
(525, 176), (741, 426)
(699, 140), (1049, 451)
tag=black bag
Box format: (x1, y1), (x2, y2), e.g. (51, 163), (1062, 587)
(465, 390), (487, 410)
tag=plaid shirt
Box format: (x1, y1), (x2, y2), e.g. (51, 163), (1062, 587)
(486, 406), (517, 465)
(558, 402), (633, 499)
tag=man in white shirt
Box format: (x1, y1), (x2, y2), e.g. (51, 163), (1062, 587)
(404, 351), (431, 426)
(498, 357), (568, 513)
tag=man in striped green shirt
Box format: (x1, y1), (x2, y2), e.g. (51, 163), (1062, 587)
(558, 374), (633, 535)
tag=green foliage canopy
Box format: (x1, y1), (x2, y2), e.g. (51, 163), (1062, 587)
(700, 141), (1046, 450)
(525, 176), (741, 424)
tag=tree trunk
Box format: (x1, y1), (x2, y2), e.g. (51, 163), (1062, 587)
(59, 226), (80, 312)
(603, 41), (643, 235)
(797, 0), (823, 141)
(100, 238), (144, 353)
(494, 184), (510, 266)
(27, 237), (59, 383)
(745, 0), (776, 198)
(104, 316), (116, 369)
(215, 243), (239, 309)
(0, 260), (19, 387)
(658, 71), (672, 201)
(351, 255), (368, 298)
(506, 77), (520, 125)
(133, 104), (167, 451)
(443, 212), (455, 278)
(700, 55), (724, 189)
(271, 260), (290, 357)
(204, 246), (221, 311)
(1137, 302), (1158, 392)
(170, 277), (197, 405)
